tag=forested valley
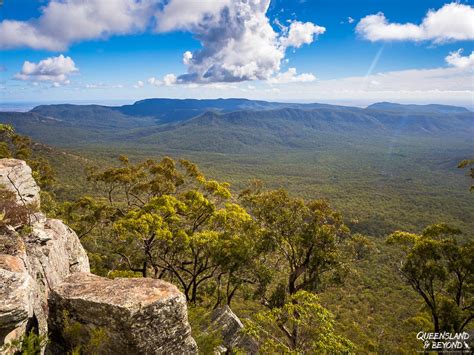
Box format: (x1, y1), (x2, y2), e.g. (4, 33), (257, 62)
(1, 99), (473, 353)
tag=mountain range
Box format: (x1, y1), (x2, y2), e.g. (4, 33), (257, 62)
(0, 98), (472, 153)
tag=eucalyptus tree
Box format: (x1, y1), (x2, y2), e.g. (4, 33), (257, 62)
(241, 186), (351, 302)
(387, 224), (473, 333)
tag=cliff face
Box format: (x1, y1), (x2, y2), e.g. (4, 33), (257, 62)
(0, 159), (197, 354)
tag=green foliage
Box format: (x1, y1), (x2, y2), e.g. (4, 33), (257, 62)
(59, 196), (114, 240)
(187, 306), (224, 354)
(242, 186), (351, 298)
(387, 224), (473, 333)
(47, 151), (466, 352)
(347, 234), (377, 260)
(458, 158), (474, 191)
(4, 119), (471, 353)
(317, 236), (423, 353)
(0, 330), (48, 354)
(2, 102), (473, 236)
(245, 290), (354, 353)
(60, 156), (262, 304)
(0, 123), (31, 160)
(62, 310), (110, 354)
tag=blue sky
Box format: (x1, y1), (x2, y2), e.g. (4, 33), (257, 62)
(1, 0), (473, 106)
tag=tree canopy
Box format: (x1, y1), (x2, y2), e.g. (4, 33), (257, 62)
(387, 224), (473, 333)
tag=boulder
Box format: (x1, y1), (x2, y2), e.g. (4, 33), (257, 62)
(48, 273), (197, 354)
(0, 159), (40, 208)
(211, 306), (258, 354)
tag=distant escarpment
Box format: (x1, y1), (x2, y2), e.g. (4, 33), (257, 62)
(1, 99), (471, 152)
(0, 159), (197, 354)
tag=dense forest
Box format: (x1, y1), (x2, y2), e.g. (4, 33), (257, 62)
(1, 117), (472, 353)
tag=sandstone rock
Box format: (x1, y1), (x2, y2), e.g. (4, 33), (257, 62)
(211, 306), (258, 354)
(48, 273), (197, 354)
(1, 159), (197, 354)
(0, 255), (35, 345)
(25, 218), (90, 290)
(0, 159), (89, 351)
(0, 159), (40, 208)
(0, 216), (90, 352)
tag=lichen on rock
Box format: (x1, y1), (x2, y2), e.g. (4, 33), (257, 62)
(49, 273), (197, 354)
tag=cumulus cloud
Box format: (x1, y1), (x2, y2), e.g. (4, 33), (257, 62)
(14, 54), (78, 84)
(2, 0), (324, 84)
(163, 74), (177, 86)
(280, 21), (326, 49)
(155, 0), (325, 83)
(0, 0), (155, 50)
(268, 68), (316, 84)
(356, 2), (474, 43)
(445, 49), (474, 69)
(146, 74), (177, 86)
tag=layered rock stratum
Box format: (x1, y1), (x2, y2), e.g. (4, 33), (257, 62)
(0, 159), (197, 354)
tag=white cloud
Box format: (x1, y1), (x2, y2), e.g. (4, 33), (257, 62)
(146, 74), (177, 86)
(268, 67), (316, 84)
(182, 51), (193, 65)
(147, 77), (161, 86)
(155, 0), (232, 32)
(14, 54), (78, 83)
(163, 74), (177, 86)
(445, 49), (474, 69)
(156, 0), (325, 83)
(0, 0), (155, 50)
(347, 17), (355, 24)
(280, 21), (325, 49)
(133, 80), (144, 89)
(2, 0), (324, 85)
(356, 2), (474, 43)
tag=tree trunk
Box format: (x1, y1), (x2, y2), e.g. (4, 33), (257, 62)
(288, 272), (297, 295)
(190, 278), (198, 304)
(213, 274), (223, 310)
(290, 323), (298, 351)
(433, 312), (439, 333)
(142, 260), (148, 278)
(227, 285), (238, 306)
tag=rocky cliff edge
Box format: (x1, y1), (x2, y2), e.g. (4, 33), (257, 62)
(0, 158), (197, 354)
